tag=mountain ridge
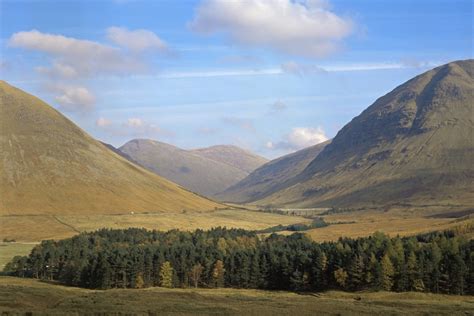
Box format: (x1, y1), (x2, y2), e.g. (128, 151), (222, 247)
(257, 60), (474, 209)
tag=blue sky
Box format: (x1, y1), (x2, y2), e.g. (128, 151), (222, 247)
(1, 0), (472, 158)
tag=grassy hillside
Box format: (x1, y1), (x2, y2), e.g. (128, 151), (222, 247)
(258, 60), (474, 211)
(0, 81), (221, 215)
(0, 277), (472, 315)
(120, 140), (267, 197)
(218, 140), (330, 203)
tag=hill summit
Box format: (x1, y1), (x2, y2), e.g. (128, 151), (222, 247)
(0, 81), (221, 215)
(240, 60), (474, 210)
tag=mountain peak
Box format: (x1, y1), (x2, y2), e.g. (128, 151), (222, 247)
(0, 82), (221, 215)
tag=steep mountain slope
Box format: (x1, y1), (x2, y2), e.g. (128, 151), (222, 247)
(258, 60), (474, 209)
(0, 81), (221, 215)
(191, 145), (268, 173)
(119, 140), (265, 197)
(217, 140), (330, 203)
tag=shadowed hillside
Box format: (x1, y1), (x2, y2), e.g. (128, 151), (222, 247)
(218, 140), (330, 203)
(191, 145), (268, 173)
(120, 140), (267, 197)
(256, 60), (474, 210)
(0, 81), (221, 215)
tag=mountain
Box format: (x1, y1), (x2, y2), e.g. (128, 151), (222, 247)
(191, 145), (268, 173)
(217, 140), (330, 203)
(100, 142), (137, 164)
(0, 81), (221, 215)
(119, 140), (267, 197)
(257, 60), (474, 209)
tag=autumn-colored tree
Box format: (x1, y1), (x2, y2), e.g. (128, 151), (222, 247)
(189, 263), (204, 288)
(135, 272), (145, 289)
(334, 268), (348, 289)
(159, 261), (174, 288)
(212, 260), (225, 287)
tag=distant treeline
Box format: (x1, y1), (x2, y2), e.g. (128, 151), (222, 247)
(255, 218), (329, 233)
(3, 228), (473, 295)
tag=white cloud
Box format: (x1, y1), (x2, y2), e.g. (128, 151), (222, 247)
(190, 0), (352, 58)
(267, 127), (328, 152)
(106, 26), (170, 54)
(8, 28), (172, 114)
(9, 29), (146, 78)
(96, 117), (112, 127)
(125, 118), (144, 128)
(45, 84), (96, 112)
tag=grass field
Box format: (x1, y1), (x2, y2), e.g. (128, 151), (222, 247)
(306, 209), (473, 241)
(0, 276), (472, 315)
(0, 209), (311, 243)
(0, 243), (36, 270)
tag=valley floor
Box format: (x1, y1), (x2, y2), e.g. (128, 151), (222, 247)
(1, 207), (472, 270)
(0, 277), (472, 315)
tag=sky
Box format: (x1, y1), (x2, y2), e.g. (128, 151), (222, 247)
(1, 0), (472, 158)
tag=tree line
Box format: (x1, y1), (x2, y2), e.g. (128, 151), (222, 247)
(3, 227), (473, 294)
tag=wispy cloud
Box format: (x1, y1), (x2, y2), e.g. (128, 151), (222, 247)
(156, 61), (439, 79)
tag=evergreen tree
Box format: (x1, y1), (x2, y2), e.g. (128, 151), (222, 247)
(381, 253), (395, 291)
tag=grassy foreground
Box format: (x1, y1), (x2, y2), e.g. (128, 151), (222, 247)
(0, 277), (472, 315)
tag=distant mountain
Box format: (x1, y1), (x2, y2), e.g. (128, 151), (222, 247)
(191, 145), (268, 173)
(119, 140), (267, 197)
(0, 81), (221, 215)
(256, 60), (474, 210)
(100, 142), (137, 164)
(217, 140), (330, 203)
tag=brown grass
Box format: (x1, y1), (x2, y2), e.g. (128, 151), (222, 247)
(307, 209), (472, 241)
(0, 276), (472, 315)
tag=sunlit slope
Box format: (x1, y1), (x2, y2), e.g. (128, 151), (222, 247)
(259, 60), (474, 209)
(0, 81), (221, 215)
(217, 140), (330, 203)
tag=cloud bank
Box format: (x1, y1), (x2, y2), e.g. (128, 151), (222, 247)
(190, 0), (352, 58)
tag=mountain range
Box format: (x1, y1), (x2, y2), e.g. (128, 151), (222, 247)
(119, 140), (267, 197)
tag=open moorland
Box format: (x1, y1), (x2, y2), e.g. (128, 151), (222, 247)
(0, 277), (472, 316)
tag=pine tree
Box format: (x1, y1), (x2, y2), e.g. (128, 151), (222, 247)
(348, 255), (364, 290)
(249, 254), (261, 288)
(406, 251), (423, 291)
(381, 253), (395, 291)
